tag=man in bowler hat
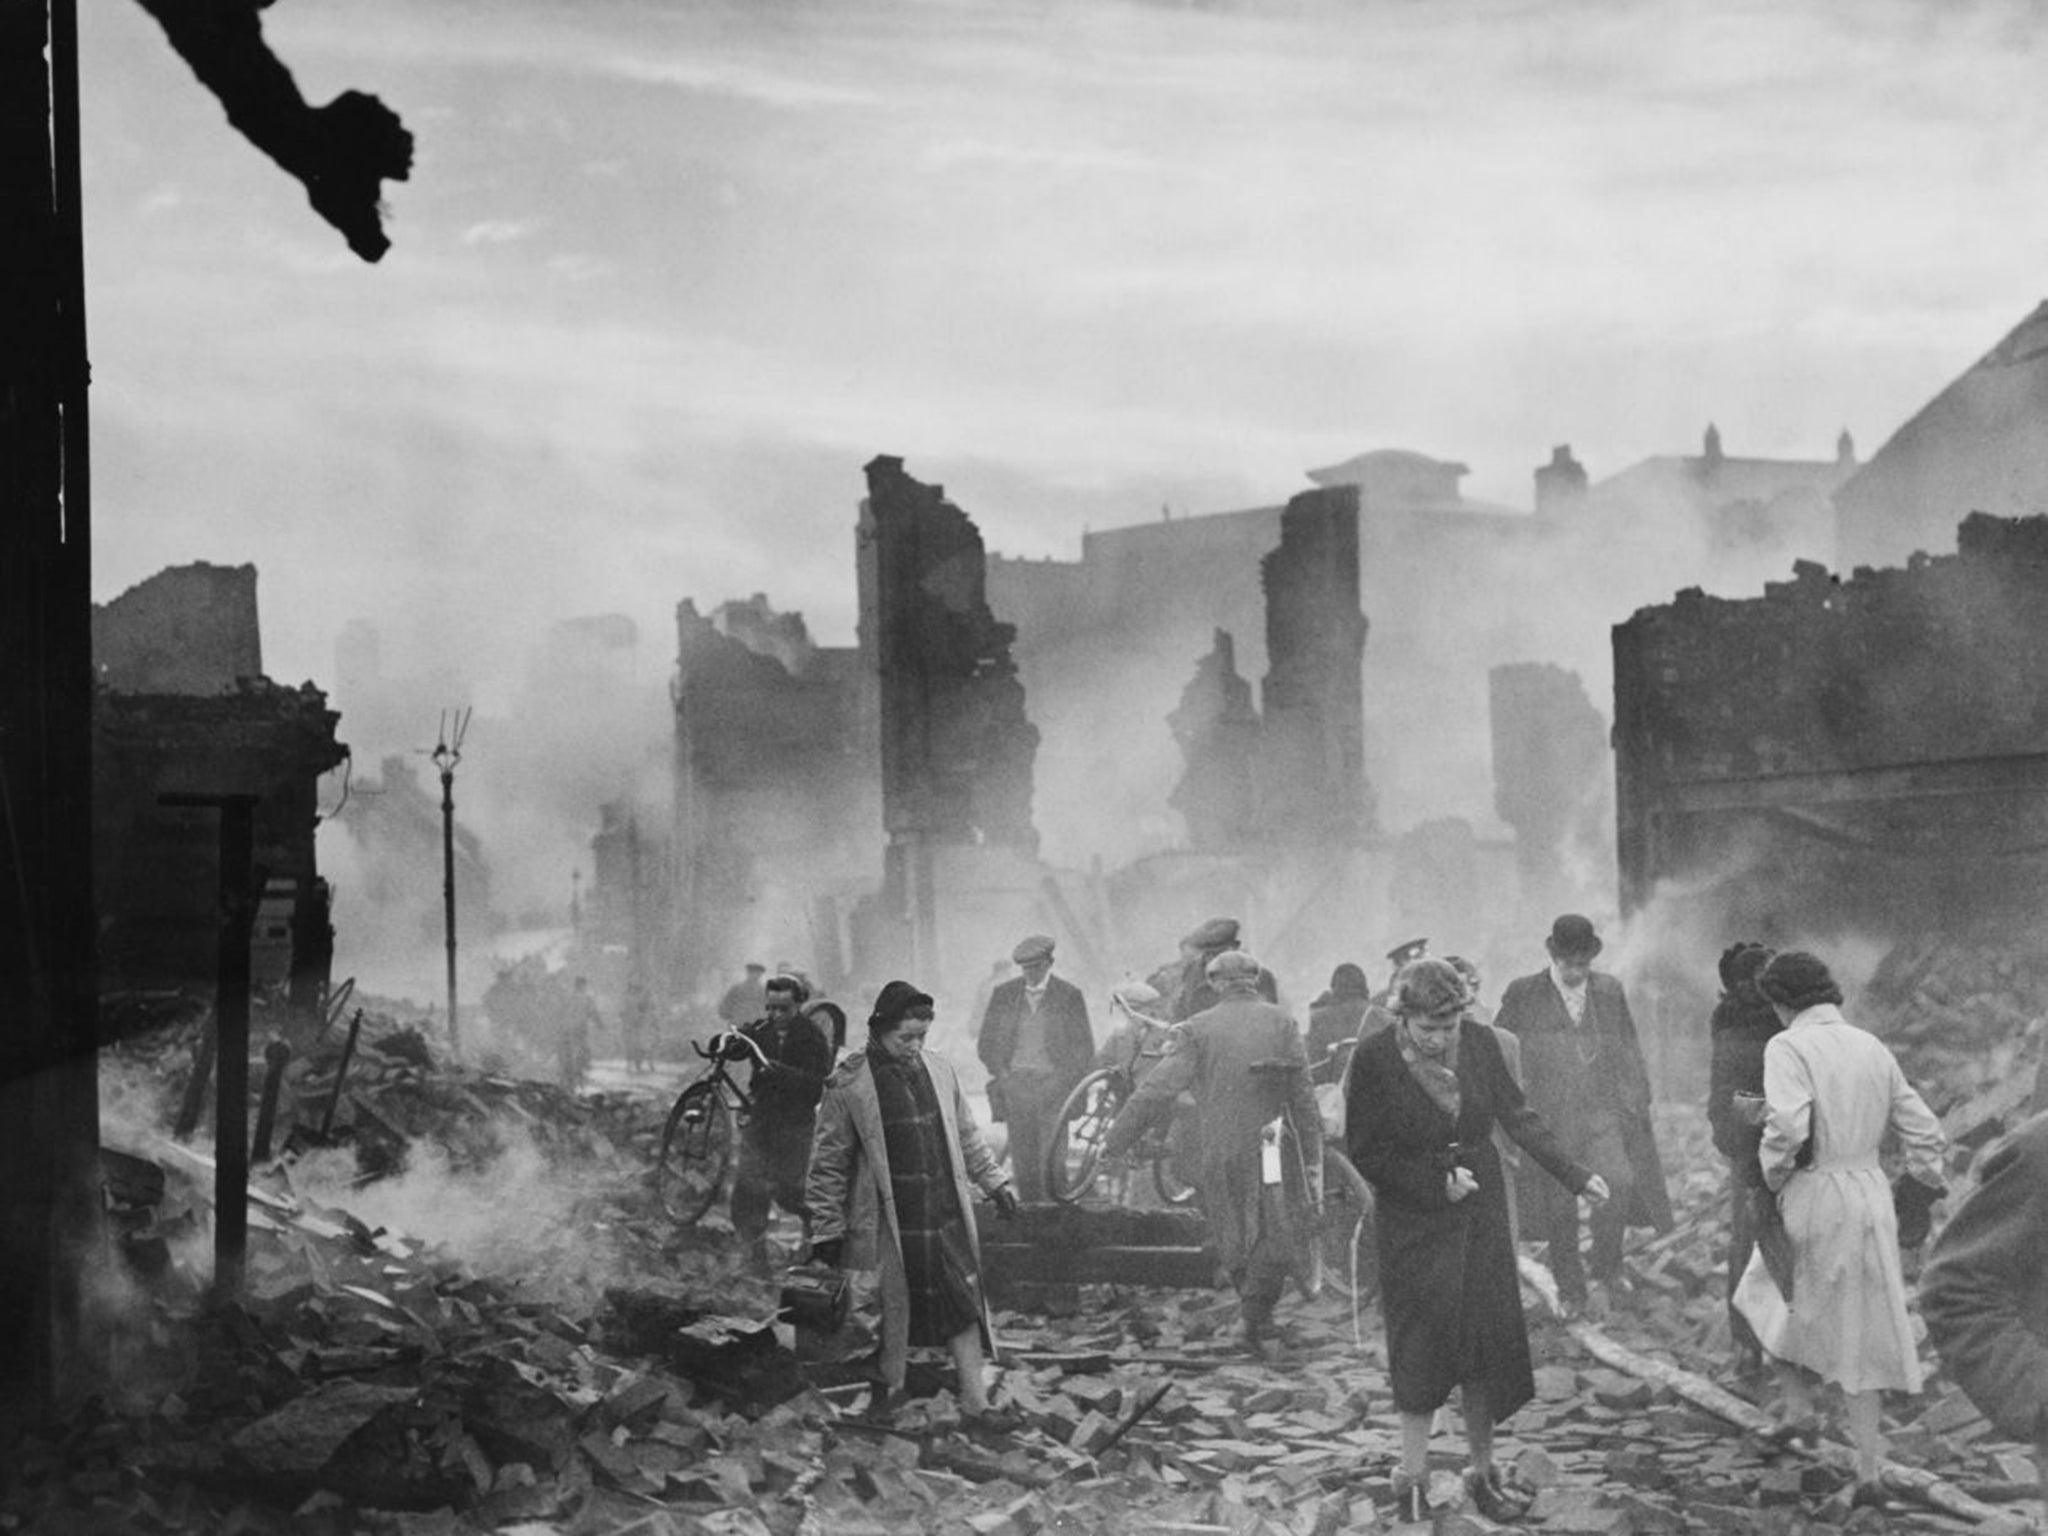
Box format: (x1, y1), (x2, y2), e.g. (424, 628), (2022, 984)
(1494, 915), (1672, 1315)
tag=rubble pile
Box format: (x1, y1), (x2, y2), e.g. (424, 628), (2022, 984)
(14, 1033), (2048, 1535)
(1860, 935), (2048, 1125)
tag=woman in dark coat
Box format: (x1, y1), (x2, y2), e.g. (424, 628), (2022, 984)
(1345, 958), (1608, 1523)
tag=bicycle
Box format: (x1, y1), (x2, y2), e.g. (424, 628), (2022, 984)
(1043, 1012), (1198, 1208)
(1309, 1037), (1376, 1305)
(655, 1030), (769, 1223)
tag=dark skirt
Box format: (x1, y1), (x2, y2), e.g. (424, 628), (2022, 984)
(1377, 1142), (1536, 1418)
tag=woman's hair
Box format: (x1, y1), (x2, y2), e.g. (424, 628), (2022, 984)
(1756, 950), (1843, 1012)
(1328, 962), (1370, 998)
(866, 979), (934, 1034)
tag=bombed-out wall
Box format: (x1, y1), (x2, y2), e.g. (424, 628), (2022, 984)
(670, 595), (879, 997)
(1614, 513), (2048, 1031)
(93, 562), (263, 695)
(94, 682), (347, 1025)
(857, 457), (1041, 986)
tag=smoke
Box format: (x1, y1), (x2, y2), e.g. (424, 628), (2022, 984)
(287, 1129), (632, 1310)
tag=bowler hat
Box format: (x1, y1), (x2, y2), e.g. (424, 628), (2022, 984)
(1545, 914), (1603, 960)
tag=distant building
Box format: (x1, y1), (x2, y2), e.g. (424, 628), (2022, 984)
(1835, 299), (2048, 572)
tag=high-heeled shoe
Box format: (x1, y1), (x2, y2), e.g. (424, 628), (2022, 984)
(1465, 1465), (1534, 1521)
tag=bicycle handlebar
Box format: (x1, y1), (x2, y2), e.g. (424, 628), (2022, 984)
(697, 1030), (771, 1068)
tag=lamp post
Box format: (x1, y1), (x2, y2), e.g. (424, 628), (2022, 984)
(431, 708), (472, 1058)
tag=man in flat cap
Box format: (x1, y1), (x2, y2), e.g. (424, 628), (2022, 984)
(1158, 917), (1279, 1023)
(1494, 915), (1672, 1316)
(977, 935), (1094, 1203)
(1106, 948), (1322, 1361)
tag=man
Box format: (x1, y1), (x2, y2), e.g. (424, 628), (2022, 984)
(1494, 914), (1671, 1316)
(718, 962), (768, 1027)
(725, 972), (835, 1264)
(977, 935), (1094, 1203)
(1107, 950), (1322, 1359)
(1921, 1110), (2048, 1507)
(1156, 917), (1278, 1022)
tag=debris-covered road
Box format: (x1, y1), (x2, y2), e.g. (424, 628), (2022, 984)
(6, 1007), (2043, 1536)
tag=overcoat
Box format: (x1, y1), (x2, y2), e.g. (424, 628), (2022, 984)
(1345, 1019), (1590, 1416)
(1495, 970), (1673, 1235)
(1733, 1003), (1945, 1393)
(1922, 1109), (2048, 1440)
(976, 974), (1095, 1114)
(805, 1047), (1008, 1389)
(1112, 993), (1322, 1284)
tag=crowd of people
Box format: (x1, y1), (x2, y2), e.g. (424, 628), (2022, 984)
(664, 913), (2047, 1518)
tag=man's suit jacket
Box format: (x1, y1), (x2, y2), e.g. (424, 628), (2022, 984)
(977, 974), (1094, 1092)
(1495, 969), (1673, 1233)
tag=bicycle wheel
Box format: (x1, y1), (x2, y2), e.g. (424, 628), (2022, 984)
(656, 1080), (737, 1223)
(1317, 1147), (1376, 1303)
(1152, 1117), (1198, 1206)
(1044, 1068), (1123, 1204)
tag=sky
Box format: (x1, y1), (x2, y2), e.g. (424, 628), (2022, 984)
(79, 0), (2048, 699)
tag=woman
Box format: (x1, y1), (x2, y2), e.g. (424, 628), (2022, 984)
(1704, 940), (1779, 1372)
(805, 980), (1020, 1429)
(1346, 958), (1609, 1523)
(1733, 950), (1947, 1502)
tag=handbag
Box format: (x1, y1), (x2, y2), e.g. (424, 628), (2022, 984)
(1753, 1185), (1796, 1301)
(1893, 1174), (1947, 1249)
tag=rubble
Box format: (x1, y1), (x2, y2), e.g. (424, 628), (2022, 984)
(14, 1030), (2047, 1535)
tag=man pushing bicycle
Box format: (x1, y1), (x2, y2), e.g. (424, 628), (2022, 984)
(723, 972), (834, 1266)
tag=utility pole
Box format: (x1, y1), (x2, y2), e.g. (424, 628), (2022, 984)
(431, 708), (471, 1059)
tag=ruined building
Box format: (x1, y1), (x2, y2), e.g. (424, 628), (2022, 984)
(1836, 299), (2048, 572)
(670, 594), (878, 996)
(857, 457), (1041, 977)
(1168, 632), (1261, 850)
(1490, 661), (1611, 920)
(1165, 487), (1372, 851)
(991, 434), (1845, 866)
(1257, 486), (1371, 845)
(94, 565), (349, 1027)
(1613, 513), (2048, 1084)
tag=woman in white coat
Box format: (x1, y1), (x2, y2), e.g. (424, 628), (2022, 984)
(806, 980), (1019, 1427)
(1733, 950), (1947, 1501)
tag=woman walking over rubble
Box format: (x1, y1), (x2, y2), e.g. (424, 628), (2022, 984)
(1732, 950), (1947, 1504)
(1346, 958), (1609, 1523)
(805, 980), (1020, 1432)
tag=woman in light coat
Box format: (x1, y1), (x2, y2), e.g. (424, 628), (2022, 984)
(806, 980), (1018, 1423)
(1733, 950), (1947, 1502)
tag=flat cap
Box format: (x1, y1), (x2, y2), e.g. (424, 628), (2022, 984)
(1012, 934), (1056, 964)
(1205, 948), (1263, 982)
(1185, 916), (1241, 950)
